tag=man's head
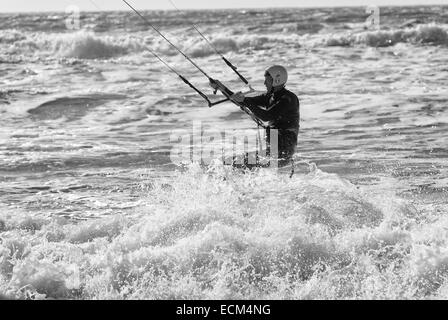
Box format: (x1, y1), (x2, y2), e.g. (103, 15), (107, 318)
(264, 65), (288, 92)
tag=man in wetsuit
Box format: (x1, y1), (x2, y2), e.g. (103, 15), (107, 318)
(212, 65), (300, 166)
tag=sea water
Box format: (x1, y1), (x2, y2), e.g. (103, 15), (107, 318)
(0, 6), (448, 299)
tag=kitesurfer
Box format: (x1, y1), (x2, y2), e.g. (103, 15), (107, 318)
(122, 1), (300, 169)
(210, 65), (300, 167)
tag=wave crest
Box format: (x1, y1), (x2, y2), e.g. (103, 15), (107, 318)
(55, 32), (135, 59)
(187, 37), (239, 58)
(2, 23), (447, 61)
(185, 35), (274, 58)
(0, 30), (27, 44)
(1, 30), (143, 60)
(414, 25), (448, 44)
(325, 24), (448, 47)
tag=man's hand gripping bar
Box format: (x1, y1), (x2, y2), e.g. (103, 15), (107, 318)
(208, 78), (252, 107)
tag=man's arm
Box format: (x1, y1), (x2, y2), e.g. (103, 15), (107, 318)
(229, 92), (271, 121)
(245, 94), (292, 122)
(242, 94), (269, 108)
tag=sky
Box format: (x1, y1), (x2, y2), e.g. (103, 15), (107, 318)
(0, 0), (446, 13)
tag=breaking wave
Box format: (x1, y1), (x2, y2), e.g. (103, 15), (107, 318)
(0, 29), (289, 60)
(0, 30), (143, 59)
(186, 35), (275, 58)
(325, 24), (448, 47)
(1, 23), (446, 62)
(186, 38), (239, 58)
(0, 29), (27, 44)
(1, 163), (446, 299)
(55, 33), (131, 59)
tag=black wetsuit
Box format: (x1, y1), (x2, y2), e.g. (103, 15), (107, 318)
(242, 87), (300, 162)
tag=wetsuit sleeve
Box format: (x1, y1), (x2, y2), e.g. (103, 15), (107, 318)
(243, 94), (269, 108)
(240, 94), (271, 121)
(245, 94), (293, 122)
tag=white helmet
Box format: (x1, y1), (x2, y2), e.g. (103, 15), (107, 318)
(265, 65), (288, 87)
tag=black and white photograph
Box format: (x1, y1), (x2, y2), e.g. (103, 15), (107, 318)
(0, 0), (447, 304)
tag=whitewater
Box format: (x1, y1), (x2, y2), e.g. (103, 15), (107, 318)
(0, 5), (448, 299)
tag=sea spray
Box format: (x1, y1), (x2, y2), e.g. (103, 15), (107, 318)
(1, 163), (444, 299)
